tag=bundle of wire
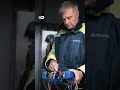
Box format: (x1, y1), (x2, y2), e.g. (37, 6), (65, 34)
(42, 71), (79, 90)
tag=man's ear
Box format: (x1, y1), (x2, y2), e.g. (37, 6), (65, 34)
(77, 11), (79, 18)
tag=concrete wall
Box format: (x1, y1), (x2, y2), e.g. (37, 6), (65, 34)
(15, 11), (35, 89)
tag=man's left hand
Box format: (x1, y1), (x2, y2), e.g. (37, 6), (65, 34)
(69, 69), (83, 84)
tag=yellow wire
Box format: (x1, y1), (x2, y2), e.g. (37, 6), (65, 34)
(75, 78), (78, 90)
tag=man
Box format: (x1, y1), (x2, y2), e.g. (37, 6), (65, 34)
(45, 0), (85, 85)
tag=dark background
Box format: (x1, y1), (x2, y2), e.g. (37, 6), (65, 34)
(0, 0), (15, 90)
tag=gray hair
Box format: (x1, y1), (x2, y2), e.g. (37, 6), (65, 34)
(59, 1), (79, 17)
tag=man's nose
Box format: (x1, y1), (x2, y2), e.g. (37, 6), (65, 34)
(64, 19), (69, 25)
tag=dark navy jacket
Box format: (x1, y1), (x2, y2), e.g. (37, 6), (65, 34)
(55, 21), (85, 71)
(86, 13), (120, 90)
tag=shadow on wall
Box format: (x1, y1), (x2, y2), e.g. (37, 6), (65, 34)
(15, 11), (35, 90)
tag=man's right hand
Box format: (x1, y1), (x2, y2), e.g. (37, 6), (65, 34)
(48, 60), (58, 71)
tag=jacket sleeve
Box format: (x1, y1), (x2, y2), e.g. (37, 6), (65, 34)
(78, 23), (85, 73)
(78, 64), (85, 73)
(115, 18), (120, 47)
(45, 41), (57, 68)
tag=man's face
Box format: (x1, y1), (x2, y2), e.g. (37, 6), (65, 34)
(62, 8), (79, 29)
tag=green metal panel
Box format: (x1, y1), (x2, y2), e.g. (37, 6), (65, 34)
(104, 0), (120, 18)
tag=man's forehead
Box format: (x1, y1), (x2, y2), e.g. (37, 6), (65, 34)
(62, 14), (73, 20)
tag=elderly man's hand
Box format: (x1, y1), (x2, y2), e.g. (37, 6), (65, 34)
(48, 60), (58, 71)
(69, 69), (83, 84)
